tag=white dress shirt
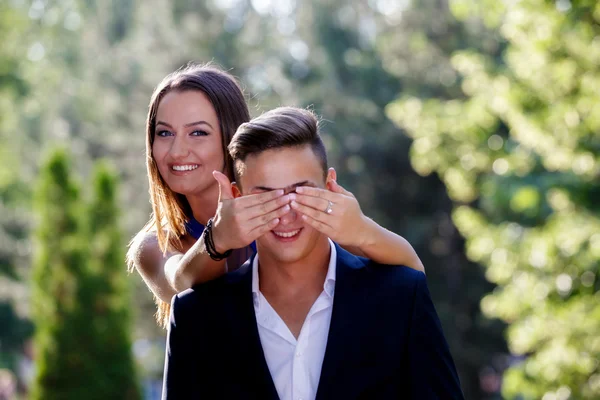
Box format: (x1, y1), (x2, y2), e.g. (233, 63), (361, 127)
(252, 239), (337, 400)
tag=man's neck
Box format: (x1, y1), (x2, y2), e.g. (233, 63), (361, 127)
(256, 237), (332, 338)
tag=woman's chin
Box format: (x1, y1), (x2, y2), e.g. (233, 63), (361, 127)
(170, 182), (218, 198)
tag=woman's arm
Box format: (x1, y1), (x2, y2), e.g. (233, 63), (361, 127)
(342, 217), (425, 272)
(289, 172), (425, 272)
(128, 231), (227, 303)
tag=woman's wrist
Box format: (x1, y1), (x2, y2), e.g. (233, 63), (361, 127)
(203, 218), (232, 260)
(209, 218), (229, 254)
(355, 215), (377, 251)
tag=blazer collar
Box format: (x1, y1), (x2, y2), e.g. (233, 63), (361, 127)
(224, 254), (280, 399)
(316, 244), (369, 400)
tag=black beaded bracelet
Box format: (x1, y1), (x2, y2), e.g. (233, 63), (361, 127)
(203, 218), (232, 261)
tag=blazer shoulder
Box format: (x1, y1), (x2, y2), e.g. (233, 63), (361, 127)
(367, 259), (425, 279)
(334, 242), (370, 270)
(335, 242), (425, 293)
(363, 258), (426, 294)
(173, 258), (252, 312)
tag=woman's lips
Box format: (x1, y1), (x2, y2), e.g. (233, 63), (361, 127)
(169, 164), (200, 175)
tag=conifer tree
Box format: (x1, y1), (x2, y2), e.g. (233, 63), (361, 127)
(31, 148), (90, 399)
(84, 161), (140, 399)
(31, 150), (140, 399)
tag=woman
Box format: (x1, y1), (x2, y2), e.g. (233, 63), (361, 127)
(127, 63), (424, 328)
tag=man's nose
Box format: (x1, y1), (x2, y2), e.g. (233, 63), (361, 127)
(279, 209), (298, 225)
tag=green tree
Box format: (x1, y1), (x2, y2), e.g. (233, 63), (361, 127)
(387, 0), (600, 398)
(31, 149), (140, 399)
(84, 161), (140, 399)
(31, 148), (88, 399)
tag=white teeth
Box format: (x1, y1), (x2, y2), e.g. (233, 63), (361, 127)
(273, 229), (300, 238)
(172, 165), (199, 171)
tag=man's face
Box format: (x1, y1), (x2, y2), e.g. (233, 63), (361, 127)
(236, 145), (332, 266)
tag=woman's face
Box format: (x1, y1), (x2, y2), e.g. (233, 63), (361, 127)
(152, 90), (225, 197)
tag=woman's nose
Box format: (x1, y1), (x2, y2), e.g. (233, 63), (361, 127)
(170, 136), (190, 159)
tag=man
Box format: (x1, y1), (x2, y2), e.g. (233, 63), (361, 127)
(162, 107), (464, 399)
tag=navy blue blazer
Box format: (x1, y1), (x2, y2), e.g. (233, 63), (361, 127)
(162, 244), (464, 399)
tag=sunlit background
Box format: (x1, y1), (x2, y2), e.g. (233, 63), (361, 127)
(0, 0), (598, 399)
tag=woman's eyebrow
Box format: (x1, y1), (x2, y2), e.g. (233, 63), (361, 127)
(156, 120), (214, 129)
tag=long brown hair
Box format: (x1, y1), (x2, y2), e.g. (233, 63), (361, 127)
(127, 63), (250, 327)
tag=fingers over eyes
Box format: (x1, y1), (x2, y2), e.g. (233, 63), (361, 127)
(295, 186), (334, 200)
(244, 195), (290, 219)
(238, 190), (285, 208)
(290, 193), (329, 212)
(251, 204), (291, 225)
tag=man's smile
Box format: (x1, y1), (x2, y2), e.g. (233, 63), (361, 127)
(271, 228), (302, 241)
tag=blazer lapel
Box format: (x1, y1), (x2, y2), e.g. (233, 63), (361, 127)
(315, 245), (367, 400)
(224, 256), (279, 399)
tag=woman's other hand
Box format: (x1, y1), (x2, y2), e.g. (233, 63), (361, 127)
(289, 173), (369, 248)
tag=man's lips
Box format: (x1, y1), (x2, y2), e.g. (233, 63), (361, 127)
(272, 228), (301, 238)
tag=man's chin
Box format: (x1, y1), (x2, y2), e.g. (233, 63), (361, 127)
(260, 246), (306, 265)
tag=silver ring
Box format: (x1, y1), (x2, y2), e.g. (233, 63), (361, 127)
(325, 201), (333, 214)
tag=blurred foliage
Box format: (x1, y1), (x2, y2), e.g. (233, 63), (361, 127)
(388, 0), (600, 398)
(11, 0), (597, 398)
(31, 149), (140, 399)
(0, 1), (36, 372)
(0, 301), (33, 370)
(0, 1), (30, 279)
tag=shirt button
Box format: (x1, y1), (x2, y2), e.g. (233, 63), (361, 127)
(296, 352), (303, 357)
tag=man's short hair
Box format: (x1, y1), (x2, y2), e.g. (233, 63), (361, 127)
(228, 107), (328, 182)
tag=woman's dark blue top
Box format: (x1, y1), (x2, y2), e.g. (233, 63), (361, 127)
(185, 215), (256, 272)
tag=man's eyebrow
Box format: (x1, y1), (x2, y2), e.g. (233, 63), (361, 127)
(156, 120), (214, 129)
(253, 181), (315, 192)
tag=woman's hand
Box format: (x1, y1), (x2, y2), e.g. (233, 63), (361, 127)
(289, 176), (425, 271)
(289, 179), (369, 248)
(211, 171), (291, 252)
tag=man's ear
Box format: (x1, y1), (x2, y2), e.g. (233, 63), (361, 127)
(232, 182), (242, 198)
(326, 167), (337, 191)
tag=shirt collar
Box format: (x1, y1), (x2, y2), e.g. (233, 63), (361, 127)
(252, 239), (337, 310)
